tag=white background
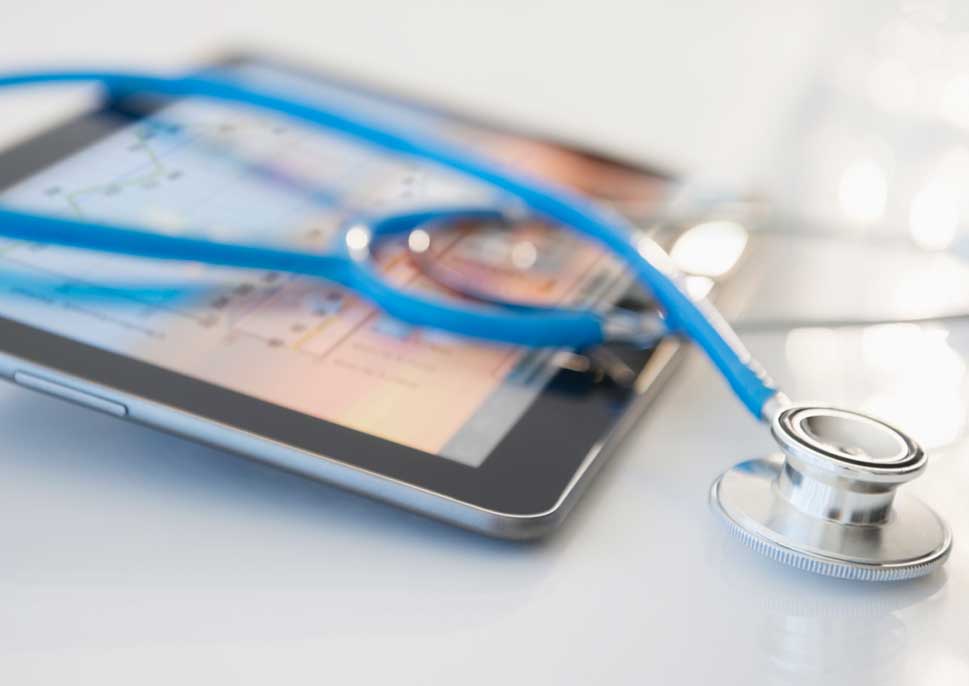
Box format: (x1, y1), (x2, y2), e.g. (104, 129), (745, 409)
(0, 1), (852, 188)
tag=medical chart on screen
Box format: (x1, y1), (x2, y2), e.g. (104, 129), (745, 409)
(0, 64), (659, 466)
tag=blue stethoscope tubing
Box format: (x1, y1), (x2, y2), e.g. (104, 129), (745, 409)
(0, 70), (779, 419)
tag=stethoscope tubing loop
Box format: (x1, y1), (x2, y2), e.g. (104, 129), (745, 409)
(0, 69), (779, 418)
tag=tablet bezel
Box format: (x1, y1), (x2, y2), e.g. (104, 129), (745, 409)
(0, 52), (678, 519)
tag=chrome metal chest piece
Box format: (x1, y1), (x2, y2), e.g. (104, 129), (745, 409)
(710, 405), (952, 581)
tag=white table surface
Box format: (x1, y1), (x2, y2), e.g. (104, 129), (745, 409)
(3, 2), (969, 684)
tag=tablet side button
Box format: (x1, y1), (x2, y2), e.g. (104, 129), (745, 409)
(13, 371), (128, 417)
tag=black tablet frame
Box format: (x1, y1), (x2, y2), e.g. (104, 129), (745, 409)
(0, 52), (675, 516)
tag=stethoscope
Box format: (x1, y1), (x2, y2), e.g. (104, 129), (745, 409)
(0, 70), (952, 581)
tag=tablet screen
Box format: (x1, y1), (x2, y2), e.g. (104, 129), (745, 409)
(0, 61), (668, 466)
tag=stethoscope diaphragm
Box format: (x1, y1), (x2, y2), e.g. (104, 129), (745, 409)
(710, 404), (952, 581)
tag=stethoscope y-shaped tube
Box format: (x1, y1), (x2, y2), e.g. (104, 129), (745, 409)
(0, 203), (611, 348)
(0, 70), (778, 417)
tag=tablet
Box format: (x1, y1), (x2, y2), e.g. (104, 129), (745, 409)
(0, 52), (690, 538)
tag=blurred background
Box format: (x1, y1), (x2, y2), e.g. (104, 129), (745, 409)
(0, 0), (969, 231)
(4, 0), (969, 245)
(0, 1), (886, 187)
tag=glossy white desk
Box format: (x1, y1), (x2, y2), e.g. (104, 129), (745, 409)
(2, 233), (967, 684)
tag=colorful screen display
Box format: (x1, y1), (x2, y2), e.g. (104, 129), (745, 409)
(0, 63), (667, 465)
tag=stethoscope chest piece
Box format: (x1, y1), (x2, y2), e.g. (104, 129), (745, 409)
(710, 404), (952, 581)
